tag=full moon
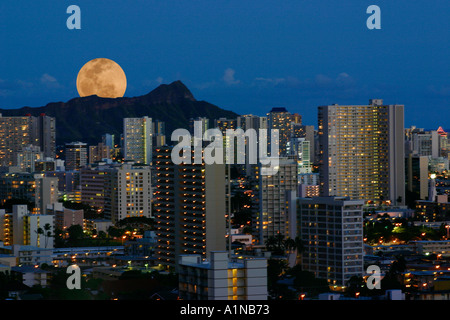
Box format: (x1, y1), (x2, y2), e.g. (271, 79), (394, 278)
(76, 58), (127, 98)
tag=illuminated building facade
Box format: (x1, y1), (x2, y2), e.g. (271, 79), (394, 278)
(123, 117), (153, 164)
(104, 163), (152, 224)
(267, 107), (292, 156)
(153, 146), (226, 270)
(0, 114), (55, 167)
(65, 142), (88, 171)
(256, 157), (298, 245)
(297, 196), (364, 290)
(318, 99), (405, 205)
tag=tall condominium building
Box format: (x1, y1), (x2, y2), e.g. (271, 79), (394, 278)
(123, 117), (153, 164)
(80, 165), (109, 211)
(153, 146), (227, 271)
(256, 157), (298, 245)
(30, 114), (56, 159)
(437, 126), (449, 157)
(318, 99), (405, 205)
(102, 133), (115, 150)
(178, 251), (268, 300)
(153, 120), (166, 148)
(286, 137), (311, 174)
(104, 163), (152, 224)
(88, 142), (111, 164)
(65, 142), (88, 171)
(237, 114), (268, 132)
(34, 174), (58, 215)
(411, 130), (439, 157)
(189, 117), (210, 136)
(236, 115), (269, 175)
(0, 114), (56, 167)
(214, 118), (238, 164)
(297, 196), (364, 290)
(405, 155), (429, 200)
(267, 107), (292, 156)
(0, 115), (31, 167)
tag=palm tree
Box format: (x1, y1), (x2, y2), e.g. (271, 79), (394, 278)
(43, 223), (52, 248)
(36, 223), (53, 248)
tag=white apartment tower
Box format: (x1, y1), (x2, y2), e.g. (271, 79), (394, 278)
(104, 163), (152, 224)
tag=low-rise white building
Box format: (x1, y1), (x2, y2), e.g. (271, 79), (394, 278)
(178, 251), (268, 300)
(413, 240), (450, 257)
(11, 265), (50, 287)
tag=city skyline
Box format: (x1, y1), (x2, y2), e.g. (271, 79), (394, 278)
(0, 1), (449, 130)
(0, 0), (449, 305)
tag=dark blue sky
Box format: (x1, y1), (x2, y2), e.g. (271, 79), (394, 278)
(0, 1), (448, 129)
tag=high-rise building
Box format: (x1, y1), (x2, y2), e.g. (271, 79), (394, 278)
(123, 117), (153, 164)
(256, 157), (298, 245)
(235, 115), (269, 175)
(189, 117), (209, 136)
(153, 146), (227, 271)
(65, 142), (88, 171)
(80, 165), (109, 211)
(0, 115), (32, 167)
(102, 133), (115, 150)
(297, 196), (364, 290)
(88, 142), (111, 164)
(0, 114), (56, 167)
(30, 114), (56, 159)
(267, 107), (292, 156)
(34, 174), (58, 215)
(318, 99), (405, 205)
(214, 118), (238, 164)
(286, 137), (311, 174)
(437, 126), (449, 158)
(104, 163), (152, 224)
(405, 155), (429, 200)
(153, 120), (166, 148)
(237, 115), (268, 132)
(411, 130), (440, 157)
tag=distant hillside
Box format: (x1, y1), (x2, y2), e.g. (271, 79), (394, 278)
(0, 81), (239, 145)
